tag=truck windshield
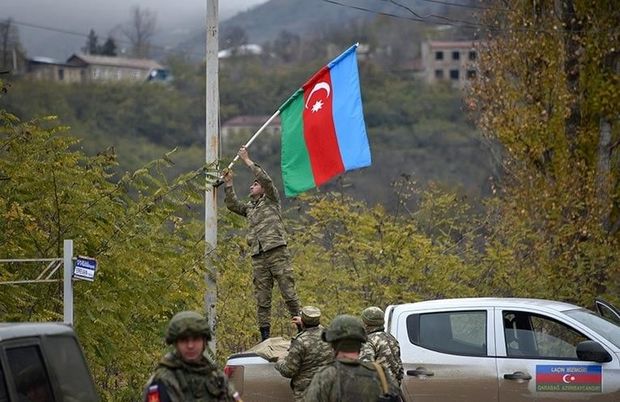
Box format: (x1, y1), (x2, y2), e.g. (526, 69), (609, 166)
(565, 308), (620, 349)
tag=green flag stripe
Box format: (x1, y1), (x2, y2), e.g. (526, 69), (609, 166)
(280, 91), (315, 197)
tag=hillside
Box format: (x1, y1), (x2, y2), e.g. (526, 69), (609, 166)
(179, 0), (472, 59)
(1, 2), (494, 208)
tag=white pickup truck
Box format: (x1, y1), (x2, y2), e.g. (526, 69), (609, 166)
(225, 297), (620, 402)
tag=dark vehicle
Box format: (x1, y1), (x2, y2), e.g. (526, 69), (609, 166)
(0, 323), (99, 402)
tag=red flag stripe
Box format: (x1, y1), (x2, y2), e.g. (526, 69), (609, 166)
(302, 66), (344, 186)
(536, 373), (602, 384)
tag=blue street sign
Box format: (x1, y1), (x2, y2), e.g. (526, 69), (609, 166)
(73, 256), (97, 281)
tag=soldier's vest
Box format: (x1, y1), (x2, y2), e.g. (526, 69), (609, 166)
(333, 360), (389, 402)
(246, 195), (287, 255)
(171, 366), (229, 401)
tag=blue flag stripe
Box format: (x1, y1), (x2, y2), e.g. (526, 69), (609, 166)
(329, 45), (371, 171)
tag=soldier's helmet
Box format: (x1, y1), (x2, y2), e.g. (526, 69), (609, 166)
(361, 306), (385, 327)
(165, 311), (211, 345)
(301, 305), (321, 326)
(322, 314), (367, 343)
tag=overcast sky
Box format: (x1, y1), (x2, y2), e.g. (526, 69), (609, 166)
(3, 0), (269, 58)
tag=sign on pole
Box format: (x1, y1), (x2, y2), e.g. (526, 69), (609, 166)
(73, 256), (97, 282)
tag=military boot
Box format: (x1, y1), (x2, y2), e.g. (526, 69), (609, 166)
(259, 326), (270, 341)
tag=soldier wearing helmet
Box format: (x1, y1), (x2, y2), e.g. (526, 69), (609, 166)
(303, 315), (402, 402)
(143, 311), (241, 402)
(275, 306), (333, 401)
(359, 307), (404, 385)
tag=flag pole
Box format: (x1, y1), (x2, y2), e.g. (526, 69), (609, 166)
(224, 110), (281, 171)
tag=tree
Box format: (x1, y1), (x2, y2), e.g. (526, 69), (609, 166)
(82, 29), (99, 55)
(0, 82), (220, 400)
(469, 0), (620, 305)
(273, 30), (301, 63)
(222, 25), (248, 50)
(122, 6), (157, 58)
(99, 37), (118, 56)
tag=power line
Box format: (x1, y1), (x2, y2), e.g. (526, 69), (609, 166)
(416, 0), (510, 12)
(321, 0), (483, 29)
(387, 0), (486, 27)
(387, 0), (426, 19)
(321, 0), (614, 34)
(10, 19), (204, 59)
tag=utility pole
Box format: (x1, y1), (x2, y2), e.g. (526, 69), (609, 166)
(205, 0), (219, 353)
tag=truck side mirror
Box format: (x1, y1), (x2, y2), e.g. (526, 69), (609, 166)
(576, 340), (612, 363)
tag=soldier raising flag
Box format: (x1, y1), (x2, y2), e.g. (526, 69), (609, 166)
(223, 146), (302, 341)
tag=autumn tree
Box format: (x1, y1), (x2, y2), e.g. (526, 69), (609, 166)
(469, 0), (620, 305)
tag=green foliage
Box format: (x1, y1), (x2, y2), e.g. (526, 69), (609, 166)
(469, 0), (620, 306)
(214, 181), (482, 361)
(0, 102), (219, 400)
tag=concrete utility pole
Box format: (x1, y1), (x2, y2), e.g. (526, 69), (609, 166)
(205, 0), (219, 354)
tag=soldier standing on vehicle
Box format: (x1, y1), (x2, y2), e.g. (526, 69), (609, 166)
(275, 306), (334, 401)
(143, 311), (241, 402)
(304, 315), (402, 402)
(223, 146), (301, 342)
(359, 307), (404, 385)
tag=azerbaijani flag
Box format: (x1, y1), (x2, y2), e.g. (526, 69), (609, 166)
(279, 43), (371, 197)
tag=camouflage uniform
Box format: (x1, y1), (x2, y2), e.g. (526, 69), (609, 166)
(143, 311), (240, 402)
(303, 358), (401, 402)
(274, 307), (334, 401)
(225, 163), (300, 327)
(303, 314), (401, 402)
(359, 307), (404, 385)
(145, 352), (238, 402)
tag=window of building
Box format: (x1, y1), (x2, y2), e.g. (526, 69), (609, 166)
(93, 68), (100, 79)
(435, 51), (444, 60)
(58, 69), (64, 81)
(469, 51), (477, 60)
(452, 51), (460, 60)
(407, 311), (487, 356)
(467, 70), (477, 79)
(434, 69), (444, 79)
(450, 69), (460, 80)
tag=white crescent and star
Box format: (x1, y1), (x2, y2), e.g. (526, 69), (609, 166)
(562, 374), (576, 383)
(305, 82), (331, 113)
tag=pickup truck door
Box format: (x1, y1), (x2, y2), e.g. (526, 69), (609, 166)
(396, 307), (498, 402)
(494, 307), (620, 402)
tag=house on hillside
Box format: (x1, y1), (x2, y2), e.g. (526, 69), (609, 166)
(66, 54), (165, 82)
(421, 40), (480, 87)
(221, 115), (281, 154)
(26, 57), (83, 83)
(218, 44), (263, 59)
(25, 53), (167, 83)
